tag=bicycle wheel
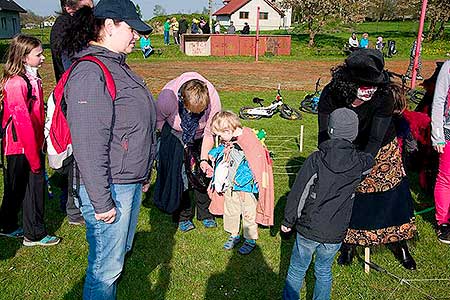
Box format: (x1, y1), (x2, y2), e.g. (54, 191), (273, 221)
(300, 98), (318, 114)
(280, 104), (302, 120)
(239, 106), (262, 120)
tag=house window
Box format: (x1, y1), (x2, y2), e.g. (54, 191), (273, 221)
(1, 18), (7, 30)
(12, 18), (17, 32)
(259, 12), (269, 20)
(239, 11), (249, 19)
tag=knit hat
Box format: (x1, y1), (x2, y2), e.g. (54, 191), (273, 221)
(345, 49), (390, 85)
(328, 108), (359, 141)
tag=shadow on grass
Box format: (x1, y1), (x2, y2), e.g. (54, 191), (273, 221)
(116, 190), (177, 300)
(64, 184), (177, 300)
(0, 237), (22, 261)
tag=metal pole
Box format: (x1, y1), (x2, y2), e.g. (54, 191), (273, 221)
(209, 0), (213, 34)
(256, 6), (260, 62)
(411, 0), (428, 89)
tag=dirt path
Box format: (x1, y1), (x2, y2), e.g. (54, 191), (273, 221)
(40, 60), (438, 96)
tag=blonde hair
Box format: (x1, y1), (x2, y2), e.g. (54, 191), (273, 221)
(390, 83), (407, 115)
(210, 110), (242, 134)
(1, 34), (41, 97)
(2, 35), (41, 79)
(180, 79), (210, 114)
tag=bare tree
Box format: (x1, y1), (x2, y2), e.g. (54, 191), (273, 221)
(426, 0), (450, 40)
(283, 0), (365, 46)
(153, 4), (166, 17)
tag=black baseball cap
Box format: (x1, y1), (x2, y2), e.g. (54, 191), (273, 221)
(94, 0), (152, 34)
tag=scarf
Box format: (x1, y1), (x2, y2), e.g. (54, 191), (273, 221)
(178, 94), (204, 145)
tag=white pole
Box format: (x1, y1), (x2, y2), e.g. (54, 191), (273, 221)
(365, 247), (370, 274)
(299, 125), (304, 152)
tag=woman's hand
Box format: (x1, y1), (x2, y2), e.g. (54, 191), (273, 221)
(281, 225), (292, 233)
(95, 207), (117, 224)
(434, 144), (445, 154)
(142, 181), (151, 193)
(200, 160), (214, 177)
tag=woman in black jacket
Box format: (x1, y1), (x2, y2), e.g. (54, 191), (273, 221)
(318, 49), (417, 270)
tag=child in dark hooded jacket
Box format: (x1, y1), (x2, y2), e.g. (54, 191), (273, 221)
(281, 108), (373, 300)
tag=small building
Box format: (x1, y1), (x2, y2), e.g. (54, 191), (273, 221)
(0, 0), (26, 39)
(43, 15), (56, 27)
(213, 0), (291, 32)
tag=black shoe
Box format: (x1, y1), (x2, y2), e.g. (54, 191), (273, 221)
(437, 223), (450, 244)
(337, 243), (356, 266)
(389, 241), (416, 270)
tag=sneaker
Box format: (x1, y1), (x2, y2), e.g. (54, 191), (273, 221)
(404, 75), (412, 80)
(437, 224), (450, 244)
(68, 218), (85, 226)
(202, 218), (217, 228)
(416, 75), (424, 80)
(178, 220), (195, 232)
(23, 235), (61, 247)
(223, 235), (241, 250)
(0, 227), (24, 238)
(238, 239), (256, 255)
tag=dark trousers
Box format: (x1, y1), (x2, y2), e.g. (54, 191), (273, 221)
(173, 189), (213, 222)
(0, 154), (47, 241)
(60, 164), (83, 222)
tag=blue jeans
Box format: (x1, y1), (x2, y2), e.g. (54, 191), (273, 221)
(283, 233), (341, 300)
(164, 30), (170, 45)
(78, 183), (142, 300)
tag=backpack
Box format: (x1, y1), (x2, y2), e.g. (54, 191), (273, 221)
(0, 74), (34, 168)
(45, 56), (116, 172)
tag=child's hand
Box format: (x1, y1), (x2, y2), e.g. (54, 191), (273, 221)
(281, 225), (291, 233)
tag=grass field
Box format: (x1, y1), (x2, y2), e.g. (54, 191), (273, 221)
(0, 21), (450, 300)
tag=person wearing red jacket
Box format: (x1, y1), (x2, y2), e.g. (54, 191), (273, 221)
(0, 35), (60, 246)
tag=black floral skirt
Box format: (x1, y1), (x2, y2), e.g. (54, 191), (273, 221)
(344, 140), (417, 246)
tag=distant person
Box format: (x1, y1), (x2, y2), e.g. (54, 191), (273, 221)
(405, 34), (424, 80)
(208, 111), (274, 255)
(200, 16), (210, 34)
(376, 36), (384, 53)
(171, 17), (179, 45)
(140, 34), (153, 58)
(348, 32), (359, 51)
(227, 21), (236, 34)
(179, 16), (188, 36)
(191, 18), (200, 34)
(214, 21), (221, 34)
(241, 22), (250, 34)
(282, 108), (373, 300)
(0, 35), (61, 246)
(164, 18), (170, 45)
(359, 32), (369, 48)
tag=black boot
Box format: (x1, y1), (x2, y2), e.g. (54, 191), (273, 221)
(388, 241), (416, 270)
(337, 243), (356, 266)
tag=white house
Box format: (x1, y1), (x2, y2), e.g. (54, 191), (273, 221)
(213, 0), (291, 32)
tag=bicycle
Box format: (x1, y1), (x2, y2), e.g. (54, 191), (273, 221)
(300, 78), (321, 114)
(239, 84), (302, 120)
(387, 71), (425, 105)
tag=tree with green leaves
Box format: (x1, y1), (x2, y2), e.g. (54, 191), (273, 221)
(153, 4), (166, 17)
(136, 4), (142, 19)
(426, 0), (450, 40)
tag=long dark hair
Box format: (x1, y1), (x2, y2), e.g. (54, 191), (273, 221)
(57, 6), (120, 58)
(328, 64), (391, 106)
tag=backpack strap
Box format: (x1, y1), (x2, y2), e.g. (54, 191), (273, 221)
(18, 74), (33, 104)
(74, 56), (116, 100)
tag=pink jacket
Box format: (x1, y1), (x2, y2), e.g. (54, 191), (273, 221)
(156, 72), (221, 141)
(2, 72), (44, 173)
(209, 127), (275, 226)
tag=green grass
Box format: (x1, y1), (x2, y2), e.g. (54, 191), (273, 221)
(0, 87), (449, 300)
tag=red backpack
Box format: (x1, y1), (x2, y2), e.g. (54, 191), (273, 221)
(45, 56), (116, 171)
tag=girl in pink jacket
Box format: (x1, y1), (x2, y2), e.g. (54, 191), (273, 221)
(0, 35), (60, 246)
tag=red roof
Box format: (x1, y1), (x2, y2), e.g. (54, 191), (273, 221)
(213, 0), (284, 16)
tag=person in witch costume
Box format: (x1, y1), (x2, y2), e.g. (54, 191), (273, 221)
(318, 49), (417, 270)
